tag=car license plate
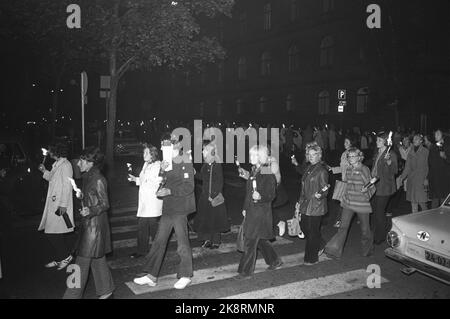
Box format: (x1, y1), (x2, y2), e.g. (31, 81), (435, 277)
(424, 250), (450, 269)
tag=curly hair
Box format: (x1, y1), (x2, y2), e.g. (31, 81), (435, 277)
(346, 147), (364, 162)
(80, 147), (104, 168)
(305, 142), (322, 157)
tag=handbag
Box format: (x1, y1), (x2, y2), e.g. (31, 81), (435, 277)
(332, 180), (347, 202)
(236, 217), (245, 252)
(287, 209), (302, 237)
(208, 163), (225, 207)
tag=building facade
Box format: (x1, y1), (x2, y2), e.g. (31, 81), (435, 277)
(158, 0), (450, 131)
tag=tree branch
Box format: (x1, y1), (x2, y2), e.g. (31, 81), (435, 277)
(117, 56), (136, 79)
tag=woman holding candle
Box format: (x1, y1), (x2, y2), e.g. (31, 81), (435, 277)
(324, 147), (375, 259)
(63, 147), (114, 299)
(235, 145), (282, 279)
(128, 144), (163, 258)
(371, 132), (398, 245)
(38, 143), (74, 270)
(295, 143), (329, 265)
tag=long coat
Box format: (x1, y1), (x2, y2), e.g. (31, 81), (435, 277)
(401, 145), (429, 203)
(77, 168), (112, 258)
(427, 143), (450, 199)
(194, 163), (229, 234)
(242, 166), (277, 240)
(136, 161), (163, 218)
(38, 158), (74, 234)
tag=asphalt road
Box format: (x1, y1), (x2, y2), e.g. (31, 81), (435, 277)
(1, 157), (449, 299)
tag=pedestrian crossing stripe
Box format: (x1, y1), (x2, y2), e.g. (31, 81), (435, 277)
(223, 268), (389, 299)
(109, 236), (292, 270)
(125, 252), (330, 295)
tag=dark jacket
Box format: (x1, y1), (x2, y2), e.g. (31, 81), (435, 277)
(243, 166), (277, 239)
(194, 162), (229, 233)
(427, 143), (450, 199)
(372, 148), (398, 196)
(298, 162), (329, 216)
(163, 160), (196, 215)
(77, 168), (112, 258)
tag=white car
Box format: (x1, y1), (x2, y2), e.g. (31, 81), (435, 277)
(385, 194), (450, 285)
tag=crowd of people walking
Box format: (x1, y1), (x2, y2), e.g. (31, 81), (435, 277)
(18, 121), (449, 298)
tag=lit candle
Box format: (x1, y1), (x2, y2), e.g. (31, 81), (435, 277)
(41, 148), (48, 164)
(68, 177), (81, 193)
(126, 163), (132, 173)
(385, 131), (393, 158)
(363, 177), (379, 189)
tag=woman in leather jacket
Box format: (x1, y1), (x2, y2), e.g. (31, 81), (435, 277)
(295, 142), (329, 265)
(63, 147), (114, 299)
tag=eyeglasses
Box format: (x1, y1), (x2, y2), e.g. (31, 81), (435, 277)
(348, 155), (359, 158)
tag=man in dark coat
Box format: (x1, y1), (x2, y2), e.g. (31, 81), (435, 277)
(134, 137), (196, 290)
(427, 130), (450, 208)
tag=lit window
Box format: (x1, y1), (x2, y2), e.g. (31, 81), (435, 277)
(320, 36), (334, 67)
(238, 57), (247, 80)
(318, 90), (330, 115)
(261, 51), (272, 76)
(356, 87), (369, 113)
(264, 3), (272, 31)
(259, 96), (268, 113)
(288, 45), (300, 72)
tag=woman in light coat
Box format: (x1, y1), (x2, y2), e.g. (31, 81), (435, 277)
(399, 134), (429, 213)
(128, 144), (163, 258)
(38, 143), (74, 270)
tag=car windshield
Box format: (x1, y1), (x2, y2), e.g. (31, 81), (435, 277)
(444, 195), (450, 207)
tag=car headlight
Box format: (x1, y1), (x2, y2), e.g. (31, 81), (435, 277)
(387, 231), (400, 248)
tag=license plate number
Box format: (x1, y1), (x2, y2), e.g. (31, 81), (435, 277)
(425, 251), (450, 269)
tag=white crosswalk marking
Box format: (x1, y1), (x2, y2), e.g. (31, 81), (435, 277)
(109, 236), (292, 269)
(125, 252), (330, 295)
(223, 269), (389, 299)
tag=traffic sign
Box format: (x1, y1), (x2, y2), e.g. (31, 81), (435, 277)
(100, 75), (111, 89)
(338, 101), (346, 112)
(338, 89), (346, 100)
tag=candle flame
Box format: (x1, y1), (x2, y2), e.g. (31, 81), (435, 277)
(387, 131), (393, 146)
(41, 148), (48, 156)
(126, 163), (132, 168)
